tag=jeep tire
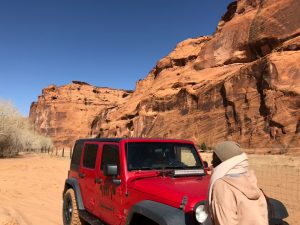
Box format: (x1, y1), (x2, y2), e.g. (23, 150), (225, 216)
(63, 189), (83, 225)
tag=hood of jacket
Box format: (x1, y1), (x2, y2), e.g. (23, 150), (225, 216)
(221, 170), (262, 200)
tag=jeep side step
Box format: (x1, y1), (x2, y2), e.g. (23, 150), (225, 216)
(79, 210), (106, 225)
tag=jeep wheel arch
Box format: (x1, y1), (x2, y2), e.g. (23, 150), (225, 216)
(63, 189), (85, 225)
(268, 198), (289, 225)
(63, 178), (85, 210)
(129, 214), (159, 225)
(126, 200), (186, 225)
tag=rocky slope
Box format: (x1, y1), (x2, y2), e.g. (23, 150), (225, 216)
(30, 0), (300, 152)
(29, 81), (132, 147)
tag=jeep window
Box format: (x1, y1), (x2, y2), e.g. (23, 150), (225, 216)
(70, 141), (84, 171)
(126, 142), (202, 171)
(101, 145), (120, 172)
(82, 144), (98, 169)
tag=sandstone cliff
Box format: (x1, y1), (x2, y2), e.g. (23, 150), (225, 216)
(29, 81), (132, 147)
(90, 0), (300, 151)
(30, 0), (300, 152)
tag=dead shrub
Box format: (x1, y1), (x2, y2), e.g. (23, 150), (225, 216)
(0, 100), (53, 158)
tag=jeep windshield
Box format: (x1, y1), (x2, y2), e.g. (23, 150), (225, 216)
(126, 142), (203, 171)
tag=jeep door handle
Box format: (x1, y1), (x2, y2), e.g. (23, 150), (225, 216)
(79, 173), (86, 178)
(95, 178), (102, 184)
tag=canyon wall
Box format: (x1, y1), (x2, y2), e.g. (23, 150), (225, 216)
(29, 81), (132, 147)
(30, 0), (300, 152)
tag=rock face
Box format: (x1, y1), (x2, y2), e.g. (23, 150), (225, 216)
(29, 81), (132, 147)
(30, 0), (300, 152)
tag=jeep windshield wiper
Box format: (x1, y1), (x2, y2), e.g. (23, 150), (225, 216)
(129, 166), (157, 171)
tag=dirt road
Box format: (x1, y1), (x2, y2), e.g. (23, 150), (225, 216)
(0, 153), (69, 225)
(0, 152), (299, 225)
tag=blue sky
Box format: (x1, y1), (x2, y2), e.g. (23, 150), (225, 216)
(0, 0), (232, 116)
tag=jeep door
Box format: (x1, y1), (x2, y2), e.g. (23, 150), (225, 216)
(78, 142), (101, 213)
(93, 143), (124, 225)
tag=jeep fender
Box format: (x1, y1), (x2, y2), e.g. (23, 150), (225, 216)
(63, 178), (85, 210)
(126, 200), (186, 225)
(268, 198), (289, 223)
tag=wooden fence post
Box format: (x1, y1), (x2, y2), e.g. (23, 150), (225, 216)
(62, 148), (65, 157)
(70, 146), (73, 159)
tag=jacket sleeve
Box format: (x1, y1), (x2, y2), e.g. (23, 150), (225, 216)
(210, 180), (238, 225)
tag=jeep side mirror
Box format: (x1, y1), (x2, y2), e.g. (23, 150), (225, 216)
(203, 161), (211, 171)
(103, 164), (121, 185)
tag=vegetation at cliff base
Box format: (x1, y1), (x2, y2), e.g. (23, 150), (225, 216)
(0, 100), (53, 158)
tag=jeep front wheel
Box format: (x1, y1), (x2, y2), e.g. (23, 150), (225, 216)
(63, 189), (82, 225)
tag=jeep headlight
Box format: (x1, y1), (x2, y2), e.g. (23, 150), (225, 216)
(195, 204), (208, 224)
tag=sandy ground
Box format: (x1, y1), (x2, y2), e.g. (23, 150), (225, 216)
(0, 153), (69, 225)
(0, 152), (299, 225)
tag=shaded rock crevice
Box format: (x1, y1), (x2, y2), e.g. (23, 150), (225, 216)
(220, 83), (242, 136)
(222, 1), (238, 22)
(120, 112), (139, 120)
(256, 66), (271, 118)
(296, 121), (300, 134)
(269, 120), (286, 138)
(154, 55), (198, 78)
(249, 0), (300, 58)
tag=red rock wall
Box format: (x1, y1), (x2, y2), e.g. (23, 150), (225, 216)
(30, 0), (300, 152)
(29, 81), (132, 147)
(90, 0), (300, 152)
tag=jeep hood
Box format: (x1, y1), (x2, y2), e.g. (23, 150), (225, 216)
(128, 175), (210, 209)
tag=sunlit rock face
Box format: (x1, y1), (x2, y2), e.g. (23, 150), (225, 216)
(29, 81), (132, 147)
(90, 0), (300, 151)
(30, 0), (300, 152)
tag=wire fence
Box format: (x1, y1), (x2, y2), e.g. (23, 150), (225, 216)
(38, 146), (73, 159)
(201, 153), (300, 225)
(249, 157), (300, 225)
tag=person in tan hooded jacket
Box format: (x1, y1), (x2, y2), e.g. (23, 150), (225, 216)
(207, 141), (268, 225)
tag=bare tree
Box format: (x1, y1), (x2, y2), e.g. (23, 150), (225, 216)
(0, 100), (53, 157)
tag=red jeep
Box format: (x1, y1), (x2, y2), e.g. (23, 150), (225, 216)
(63, 138), (210, 225)
(62, 138), (289, 225)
